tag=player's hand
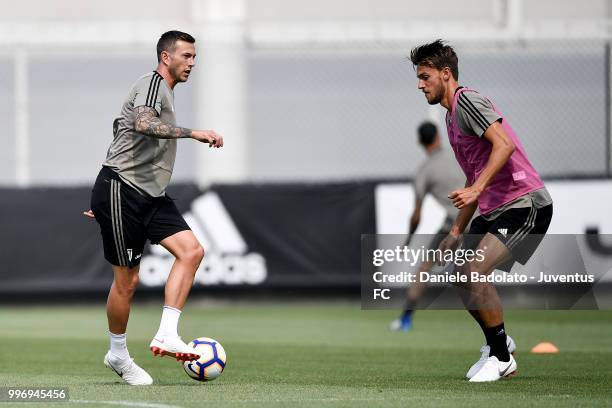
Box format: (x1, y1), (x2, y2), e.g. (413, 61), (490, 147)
(448, 186), (481, 209)
(192, 130), (223, 148)
(436, 231), (461, 265)
(83, 209), (95, 219)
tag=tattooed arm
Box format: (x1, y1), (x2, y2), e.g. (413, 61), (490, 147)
(134, 106), (224, 146)
(134, 106), (191, 139)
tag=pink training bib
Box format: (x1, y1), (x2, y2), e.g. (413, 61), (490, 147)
(446, 88), (544, 215)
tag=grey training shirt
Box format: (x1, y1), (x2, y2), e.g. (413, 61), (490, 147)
(103, 71), (177, 197)
(414, 148), (464, 223)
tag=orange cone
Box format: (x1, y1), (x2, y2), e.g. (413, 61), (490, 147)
(531, 342), (559, 354)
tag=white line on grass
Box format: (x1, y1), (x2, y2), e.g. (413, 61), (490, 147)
(71, 400), (182, 408)
(235, 397), (390, 404)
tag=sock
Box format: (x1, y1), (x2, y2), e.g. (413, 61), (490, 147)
(401, 300), (416, 323)
(484, 323), (510, 362)
(403, 299), (417, 312)
(155, 306), (181, 337)
(401, 309), (413, 323)
(474, 315), (486, 331)
(109, 331), (130, 360)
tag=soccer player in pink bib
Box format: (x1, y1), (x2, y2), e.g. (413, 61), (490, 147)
(410, 40), (553, 382)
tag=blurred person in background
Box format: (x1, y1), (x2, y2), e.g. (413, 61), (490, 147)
(84, 30), (223, 385)
(410, 39), (552, 382)
(389, 121), (463, 332)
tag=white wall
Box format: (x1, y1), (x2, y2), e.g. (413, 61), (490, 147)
(0, 0), (191, 20)
(524, 0), (608, 20)
(247, 0), (495, 21)
(0, 0), (608, 21)
(376, 180), (612, 235)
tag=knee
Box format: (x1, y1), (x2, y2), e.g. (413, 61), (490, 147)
(130, 273), (140, 290)
(179, 243), (205, 266)
(114, 272), (139, 297)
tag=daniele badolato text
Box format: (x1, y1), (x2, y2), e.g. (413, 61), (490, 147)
(369, 245), (594, 301)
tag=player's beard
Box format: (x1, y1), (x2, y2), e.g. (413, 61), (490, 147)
(426, 85), (443, 105)
(171, 65), (189, 83)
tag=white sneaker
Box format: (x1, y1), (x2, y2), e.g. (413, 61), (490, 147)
(389, 319), (411, 332)
(389, 319), (401, 331)
(469, 354), (517, 382)
(104, 351), (153, 385)
(149, 334), (200, 362)
(466, 335), (516, 379)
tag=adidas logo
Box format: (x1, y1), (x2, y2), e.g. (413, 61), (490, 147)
(498, 228), (508, 237)
(140, 192), (267, 287)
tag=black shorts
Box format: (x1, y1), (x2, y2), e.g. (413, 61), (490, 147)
(90, 166), (190, 267)
(464, 203), (553, 270)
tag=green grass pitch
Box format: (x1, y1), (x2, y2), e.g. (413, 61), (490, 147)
(0, 304), (610, 407)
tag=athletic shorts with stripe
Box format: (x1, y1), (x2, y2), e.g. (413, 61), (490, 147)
(463, 203), (553, 271)
(90, 166), (190, 268)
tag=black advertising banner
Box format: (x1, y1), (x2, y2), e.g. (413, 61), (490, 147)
(139, 182), (377, 289)
(0, 182), (376, 294)
(212, 183), (377, 287)
(0, 184), (200, 295)
(2, 181), (612, 309)
(0, 186), (109, 293)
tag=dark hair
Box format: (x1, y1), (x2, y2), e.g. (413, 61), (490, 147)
(410, 39), (459, 80)
(156, 30), (196, 63)
(418, 121), (438, 147)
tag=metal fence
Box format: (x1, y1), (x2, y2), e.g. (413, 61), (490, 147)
(0, 38), (610, 186)
(247, 39), (611, 181)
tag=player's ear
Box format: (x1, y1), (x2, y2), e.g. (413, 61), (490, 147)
(160, 50), (171, 65)
(442, 67), (451, 81)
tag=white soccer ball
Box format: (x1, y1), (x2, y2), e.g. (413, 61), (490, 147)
(182, 337), (227, 382)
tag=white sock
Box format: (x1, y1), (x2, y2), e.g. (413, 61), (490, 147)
(109, 331), (130, 360)
(155, 306), (181, 337)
